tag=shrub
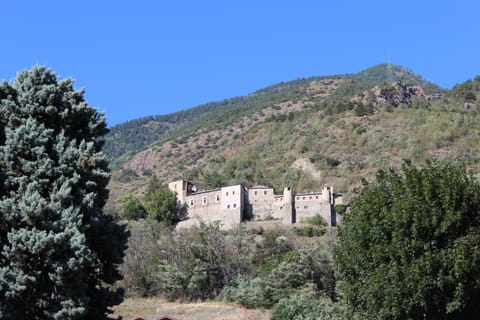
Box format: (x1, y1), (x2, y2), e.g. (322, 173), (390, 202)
(271, 295), (343, 320)
(293, 226), (326, 237)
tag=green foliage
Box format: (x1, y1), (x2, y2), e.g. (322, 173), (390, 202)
(157, 222), (250, 301)
(252, 228), (295, 276)
(302, 214), (328, 226)
(265, 248), (336, 305)
(115, 168), (139, 183)
(334, 204), (348, 215)
(144, 187), (178, 225)
(354, 102), (375, 116)
(219, 276), (268, 308)
(293, 225), (326, 237)
(335, 160), (480, 319)
(118, 193), (147, 220)
(448, 77), (480, 102)
(223, 246), (336, 308)
(0, 66), (129, 319)
(120, 221), (167, 297)
(271, 295), (343, 320)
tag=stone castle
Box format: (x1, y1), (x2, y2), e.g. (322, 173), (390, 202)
(168, 180), (342, 229)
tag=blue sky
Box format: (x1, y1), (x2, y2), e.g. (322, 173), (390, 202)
(2, 1), (479, 126)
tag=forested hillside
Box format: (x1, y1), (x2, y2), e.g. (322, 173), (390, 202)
(104, 64), (480, 213)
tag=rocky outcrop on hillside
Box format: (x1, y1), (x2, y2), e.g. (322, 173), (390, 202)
(358, 82), (434, 108)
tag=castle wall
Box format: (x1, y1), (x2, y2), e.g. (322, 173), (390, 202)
(272, 195), (285, 220)
(185, 188), (222, 220)
(293, 188), (336, 226)
(170, 180), (338, 229)
(248, 187), (275, 219)
(220, 185), (244, 227)
(177, 184), (244, 229)
(281, 187), (293, 223)
(169, 180), (187, 204)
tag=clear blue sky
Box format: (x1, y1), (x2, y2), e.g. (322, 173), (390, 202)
(2, 1), (479, 126)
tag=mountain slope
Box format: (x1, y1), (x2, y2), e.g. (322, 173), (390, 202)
(103, 64), (441, 167)
(104, 64), (480, 213)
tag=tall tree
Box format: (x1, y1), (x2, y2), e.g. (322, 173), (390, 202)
(335, 161), (480, 319)
(0, 66), (128, 319)
(144, 187), (178, 226)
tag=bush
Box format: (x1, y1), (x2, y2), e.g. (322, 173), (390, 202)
(302, 214), (328, 226)
(334, 204), (348, 215)
(271, 295), (343, 320)
(157, 222), (250, 301)
(118, 193), (147, 220)
(220, 276), (268, 308)
(293, 226), (326, 237)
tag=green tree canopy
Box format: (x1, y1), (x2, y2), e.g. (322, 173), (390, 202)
(335, 161), (480, 319)
(0, 66), (129, 319)
(143, 177), (178, 225)
(118, 193), (147, 220)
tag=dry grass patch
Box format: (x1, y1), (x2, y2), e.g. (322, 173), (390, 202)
(112, 297), (272, 320)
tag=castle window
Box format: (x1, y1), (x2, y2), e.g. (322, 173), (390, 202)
(254, 191), (258, 196)
(226, 191), (229, 196)
(296, 197), (300, 200)
(316, 196), (319, 199)
(233, 203), (237, 208)
(264, 190), (267, 195)
(309, 196), (312, 200)
(227, 204), (230, 209)
(203, 197), (207, 204)
(216, 194), (220, 202)
(190, 199), (194, 207)
(304, 205), (308, 209)
(232, 191), (235, 195)
(303, 196), (306, 200)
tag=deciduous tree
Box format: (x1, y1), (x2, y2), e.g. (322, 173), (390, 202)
(335, 161), (480, 319)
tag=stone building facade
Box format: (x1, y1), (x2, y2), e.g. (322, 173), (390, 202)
(168, 180), (341, 229)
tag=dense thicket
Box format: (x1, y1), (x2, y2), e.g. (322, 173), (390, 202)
(0, 67), (128, 319)
(335, 161), (480, 319)
(121, 220), (337, 317)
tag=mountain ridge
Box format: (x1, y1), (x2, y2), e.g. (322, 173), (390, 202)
(103, 64), (442, 166)
(104, 64), (480, 213)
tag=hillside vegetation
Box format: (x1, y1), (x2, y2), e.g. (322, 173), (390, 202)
(104, 64), (480, 212)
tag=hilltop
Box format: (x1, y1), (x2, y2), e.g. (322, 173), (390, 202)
(103, 64), (480, 212)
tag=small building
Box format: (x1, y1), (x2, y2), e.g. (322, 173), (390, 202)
(169, 180), (341, 229)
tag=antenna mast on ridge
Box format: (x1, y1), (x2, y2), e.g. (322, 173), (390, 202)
(386, 53), (393, 83)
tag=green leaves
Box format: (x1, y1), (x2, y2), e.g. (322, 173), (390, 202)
(335, 161), (480, 319)
(144, 187), (177, 225)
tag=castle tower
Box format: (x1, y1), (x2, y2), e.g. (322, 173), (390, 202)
(282, 187), (294, 224)
(168, 180), (189, 205)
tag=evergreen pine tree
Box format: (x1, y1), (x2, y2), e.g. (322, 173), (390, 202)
(0, 66), (129, 319)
